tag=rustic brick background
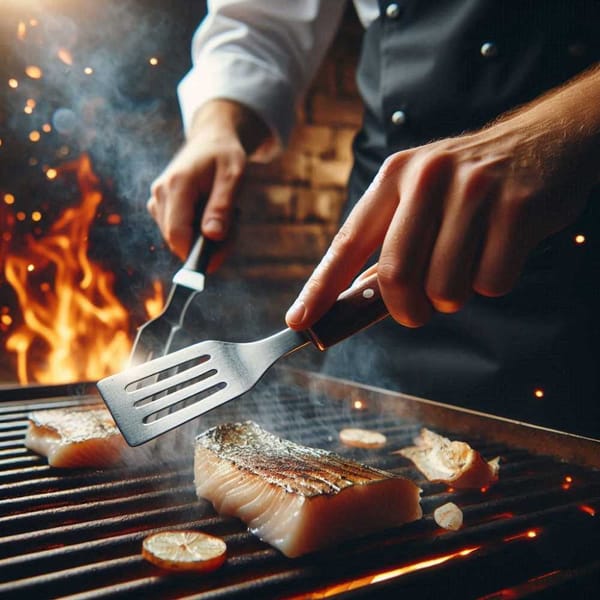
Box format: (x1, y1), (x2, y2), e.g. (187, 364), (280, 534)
(223, 6), (364, 302)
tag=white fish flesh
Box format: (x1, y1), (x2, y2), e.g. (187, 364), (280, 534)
(25, 405), (127, 468)
(194, 421), (422, 557)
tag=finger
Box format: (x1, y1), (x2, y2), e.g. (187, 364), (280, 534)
(378, 152), (453, 327)
(355, 263), (379, 282)
(201, 153), (245, 241)
(425, 166), (497, 313)
(285, 159), (404, 329)
(473, 191), (539, 297)
(163, 190), (197, 261)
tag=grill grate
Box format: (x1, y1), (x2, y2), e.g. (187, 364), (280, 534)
(0, 371), (599, 599)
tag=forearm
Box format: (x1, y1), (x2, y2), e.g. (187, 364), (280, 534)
(495, 64), (600, 187)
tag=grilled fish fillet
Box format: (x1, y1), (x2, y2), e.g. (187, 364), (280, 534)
(194, 421), (422, 558)
(397, 428), (500, 489)
(25, 405), (127, 468)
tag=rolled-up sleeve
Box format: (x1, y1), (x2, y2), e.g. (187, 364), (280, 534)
(178, 0), (348, 157)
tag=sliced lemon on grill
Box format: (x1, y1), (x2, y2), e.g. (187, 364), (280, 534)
(142, 530), (227, 572)
(339, 427), (387, 449)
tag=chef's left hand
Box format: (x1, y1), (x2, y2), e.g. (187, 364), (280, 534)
(286, 66), (600, 330)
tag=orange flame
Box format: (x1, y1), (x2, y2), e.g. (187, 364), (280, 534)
(3, 154), (162, 384)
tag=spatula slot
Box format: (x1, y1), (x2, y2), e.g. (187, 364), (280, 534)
(131, 367), (220, 409)
(124, 354), (211, 393)
(142, 380), (227, 423)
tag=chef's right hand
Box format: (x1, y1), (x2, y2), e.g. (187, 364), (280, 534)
(147, 99), (270, 265)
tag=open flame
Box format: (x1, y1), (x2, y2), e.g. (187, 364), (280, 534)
(3, 154), (163, 384)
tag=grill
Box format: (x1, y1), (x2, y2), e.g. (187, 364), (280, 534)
(1, 369), (599, 599)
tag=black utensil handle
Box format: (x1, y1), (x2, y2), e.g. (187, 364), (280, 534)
(305, 272), (389, 351)
(183, 235), (216, 274)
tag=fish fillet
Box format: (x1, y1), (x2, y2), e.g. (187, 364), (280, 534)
(397, 428), (499, 489)
(25, 405), (127, 468)
(194, 421), (422, 558)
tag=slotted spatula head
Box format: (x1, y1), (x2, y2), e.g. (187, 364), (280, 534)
(99, 328), (309, 445)
(98, 272), (389, 446)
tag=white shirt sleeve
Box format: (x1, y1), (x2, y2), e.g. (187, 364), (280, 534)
(177, 0), (348, 158)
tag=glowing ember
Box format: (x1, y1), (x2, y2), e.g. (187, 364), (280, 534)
(574, 234), (586, 245)
(4, 194), (15, 205)
(42, 123), (52, 133)
(353, 399), (364, 410)
(3, 154), (160, 384)
(8, 78), (19, 89)
(533, 388), (544, 399)
(17, 21), (27, 40)
(149, 57), (159, 66)
(504, 528), (540, 542)
(579, 505), (596, 517)
(25, 65), (43, 80)
(29, 131), (41, 142)
(46, 168), (58, 180)
(286, 547), (481, 598)
(84, 67), (94, 75)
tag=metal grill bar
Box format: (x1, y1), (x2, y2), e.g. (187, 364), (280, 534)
(0, 371), (598, 599)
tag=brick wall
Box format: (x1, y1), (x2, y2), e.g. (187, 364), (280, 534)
(225, 7), (364, 294)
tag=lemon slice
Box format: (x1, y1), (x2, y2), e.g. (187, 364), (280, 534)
(142, 530), (227, 572)
(339, 427), (387, 449)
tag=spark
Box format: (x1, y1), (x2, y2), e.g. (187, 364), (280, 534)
(31, 211), (42, 222)
(574, 234), (586, 245)
(9, 78), (19, 89)
(4, 193), (15, 205)
(42, 123), (52, 133)
(16, 211), (27, 221)
(27, 264), (35, 273)
(46, 168), (58, 180)
(25, 65), (43, 79)
(579, 505), (596, 517)
(84, 67), (94, 75)
(17, 21), (27, 40)
(1, 315), (13, 327)
(149, 57), (159, 66)
(533, 388), (544, 399)
(29, 131), (41, 142)
(353, 399), (364, 410)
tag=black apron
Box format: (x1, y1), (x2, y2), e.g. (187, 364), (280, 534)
(323, 0), (600, 437)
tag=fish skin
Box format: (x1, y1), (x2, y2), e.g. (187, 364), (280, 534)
(194, 421), (422, 557)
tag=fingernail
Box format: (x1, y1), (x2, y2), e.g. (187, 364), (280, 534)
(204, 218), (225, 237)
(286, 299), (306, 327)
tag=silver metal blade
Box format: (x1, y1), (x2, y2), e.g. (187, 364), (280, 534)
(98, 328), (310, 445)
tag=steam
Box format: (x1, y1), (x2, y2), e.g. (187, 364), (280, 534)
(4, 1), (203, 263)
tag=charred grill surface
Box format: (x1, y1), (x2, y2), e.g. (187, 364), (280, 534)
(0, 371), (599, 599)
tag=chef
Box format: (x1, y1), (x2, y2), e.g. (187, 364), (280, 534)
(148, 1), (600, 437)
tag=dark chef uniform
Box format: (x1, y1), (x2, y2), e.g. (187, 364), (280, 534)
(323, 0), (600, 438)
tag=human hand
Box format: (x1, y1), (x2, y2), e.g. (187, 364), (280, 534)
(147, 99), (270, 265)
(286, 68), (600, 330)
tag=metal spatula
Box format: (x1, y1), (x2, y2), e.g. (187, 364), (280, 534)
(98, 273), (389, 446)
(129, 235), (215, 366)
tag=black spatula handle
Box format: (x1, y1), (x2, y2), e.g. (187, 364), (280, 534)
(183, 235), (216, 274)
(305, 272), (389, 351)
